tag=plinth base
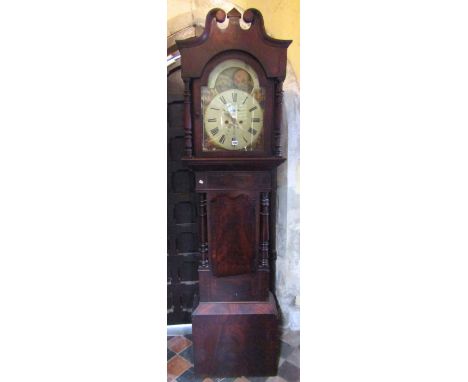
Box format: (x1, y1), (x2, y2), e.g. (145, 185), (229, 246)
(192, 292), (280, 377)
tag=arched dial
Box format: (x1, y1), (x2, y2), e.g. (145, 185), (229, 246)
(203, 89), (264, 151)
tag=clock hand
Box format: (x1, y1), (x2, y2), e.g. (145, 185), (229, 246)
(226, 103), (237, 119)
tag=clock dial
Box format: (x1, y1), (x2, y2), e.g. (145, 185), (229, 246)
(204, 89), (263, 151)
(202, 59), (265, 152)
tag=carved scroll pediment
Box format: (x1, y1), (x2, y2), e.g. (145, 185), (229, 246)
(175, 8), (292, 80)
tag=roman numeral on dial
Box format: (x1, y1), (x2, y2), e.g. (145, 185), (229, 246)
(252, 117), (260, 123)
(208, 118), (216, 122)
(232, 93), (237, 102)
(249, 106), (257, 112)
(220, 96), (227, 104)
(210, 127), (219, 136)
(219, 135), (226, 144)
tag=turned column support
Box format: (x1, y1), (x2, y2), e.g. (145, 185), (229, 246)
(199, 193), (209, 269)
(259, 192), (270, 269)
(274, 79), (284, 157)
(183, 79), (193, 157)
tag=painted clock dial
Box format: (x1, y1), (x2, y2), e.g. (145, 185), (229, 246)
(202, 59), (265, 152)
(203, 89), (263, 151)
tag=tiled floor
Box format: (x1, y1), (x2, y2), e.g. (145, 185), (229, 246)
(167, 330), (300, 382)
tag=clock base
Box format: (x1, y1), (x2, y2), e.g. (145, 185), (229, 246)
(192, 292), (280, 377)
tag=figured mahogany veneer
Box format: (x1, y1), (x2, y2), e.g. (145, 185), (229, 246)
(209, 192), (257, 277)
(193, 292), (279, 377)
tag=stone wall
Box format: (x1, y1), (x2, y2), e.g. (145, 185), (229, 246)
(276, 64), (300, 330)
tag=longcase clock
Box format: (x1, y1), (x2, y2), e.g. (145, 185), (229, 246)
(176, 7), (291, 377)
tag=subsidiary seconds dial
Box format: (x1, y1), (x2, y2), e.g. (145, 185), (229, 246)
(203, 89), (264, 151)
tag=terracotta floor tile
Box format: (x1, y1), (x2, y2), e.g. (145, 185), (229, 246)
(167, 355), (192, 380)
(168, 335), (192, 353)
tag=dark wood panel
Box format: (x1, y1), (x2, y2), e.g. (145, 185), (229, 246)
(208, 192), (258, 277)
(174, 201), (196, 224)
(171, 170), (195, 193)
(192, 293), (279, 377)
(167, 64), (200, 325)
(176, 231), (197, 253)
(167, 255), (199, 324)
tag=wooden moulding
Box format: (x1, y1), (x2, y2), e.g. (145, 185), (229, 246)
(182, 156), (286, 171)
(195, 171), (272, 192)
(198, 268), (269, 302)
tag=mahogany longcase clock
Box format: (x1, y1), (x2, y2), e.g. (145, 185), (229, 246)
(176, 7), (291, 377)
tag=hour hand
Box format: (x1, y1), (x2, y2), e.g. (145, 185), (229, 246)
(226, 104), (238, 119)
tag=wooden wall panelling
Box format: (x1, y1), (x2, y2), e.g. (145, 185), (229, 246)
(167, 65), (200, 324)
